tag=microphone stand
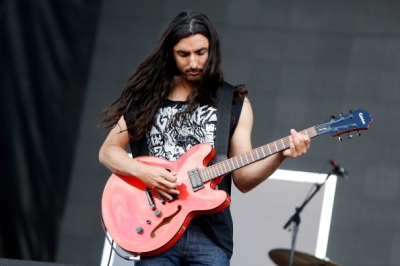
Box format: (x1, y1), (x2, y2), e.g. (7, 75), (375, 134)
(283, 170), (334, 266)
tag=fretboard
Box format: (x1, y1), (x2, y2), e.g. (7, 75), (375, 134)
(200, 126), (318, 182)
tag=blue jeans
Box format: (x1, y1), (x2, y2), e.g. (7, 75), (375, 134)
(134, 224), (229, 266)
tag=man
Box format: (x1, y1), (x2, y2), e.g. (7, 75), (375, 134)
(98, 10), (310, 266)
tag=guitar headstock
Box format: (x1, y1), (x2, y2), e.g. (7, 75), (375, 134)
(316, 109), (373, 140)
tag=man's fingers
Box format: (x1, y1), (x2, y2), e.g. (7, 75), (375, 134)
(156, 186), (179, 200)
(163, 170), (178, 183)
(288, 129), (310, 157)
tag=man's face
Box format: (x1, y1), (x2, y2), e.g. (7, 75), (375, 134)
(173, 34), (209, 83)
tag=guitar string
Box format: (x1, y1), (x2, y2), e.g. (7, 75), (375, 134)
(201, 127), (319, 182)
(148, 178), (192, 200)
(145, 117), (352, 201)
(202, 114), (360, 181)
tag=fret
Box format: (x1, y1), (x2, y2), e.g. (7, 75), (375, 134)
(220, 163), (225, 175)
(208, 168), (214, 180)
(276, 140), (282, 150)
(201, 169), (209, 180)
(208, 166), (213, 179)
(214, 164), (219, 176)
(207, 169), (212, 181)
(223, 162), (228, 173)
(280, 139), (285, 148)
(231, 159), (236, 170)
(227, 160), (233, 172)
(217, 164), (223, 176)
(211, 168), (216, 180)
(235, 157), (240, 168)
(202, 169), (208, 181)
(201, 169), (208, 182)
(250, 151), (254, 162)
(199, 171), (205, 183)
(198, 126), (321, 183)
(232, 158), (236, 169)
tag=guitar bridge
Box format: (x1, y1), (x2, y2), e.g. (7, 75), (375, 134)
(188, 168), (204, 192)
(168, 189), (179, 202)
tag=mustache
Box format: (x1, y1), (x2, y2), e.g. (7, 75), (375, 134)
(185, 67), (203, 73)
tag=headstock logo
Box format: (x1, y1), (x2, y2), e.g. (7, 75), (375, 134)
(359, 112), (366, 124)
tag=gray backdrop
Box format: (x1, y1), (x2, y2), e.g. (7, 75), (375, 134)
(57, 1), (400, 265)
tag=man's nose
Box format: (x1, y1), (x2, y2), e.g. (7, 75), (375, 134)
(189, 54), (197, 69)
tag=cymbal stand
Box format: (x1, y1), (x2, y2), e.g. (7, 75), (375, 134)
(283, 170), (334, 266)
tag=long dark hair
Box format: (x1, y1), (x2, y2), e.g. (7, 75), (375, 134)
(98, 11), (245, 142)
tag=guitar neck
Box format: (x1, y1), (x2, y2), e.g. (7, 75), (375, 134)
(200, 126), (319, 182)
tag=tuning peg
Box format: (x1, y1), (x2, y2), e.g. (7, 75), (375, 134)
(347, 133), (353, 139)
(338, 136), (343, 141)
(357, 131), (361, 136)
(349, 110), (353, 113)
(330, 115), (336, 119)
(340, 113), (343, 117)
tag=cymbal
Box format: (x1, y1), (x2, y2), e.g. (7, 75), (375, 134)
(268, 248), (340, 266)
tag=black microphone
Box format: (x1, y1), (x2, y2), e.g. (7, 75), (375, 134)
(330, 160), (349, 179)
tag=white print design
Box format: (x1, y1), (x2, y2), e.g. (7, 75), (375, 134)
(147, 104), (217, 161)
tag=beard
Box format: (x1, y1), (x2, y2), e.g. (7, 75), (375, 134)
(181, 67), (203, 83)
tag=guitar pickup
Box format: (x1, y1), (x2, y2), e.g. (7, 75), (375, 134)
(188, 168), (204, 192)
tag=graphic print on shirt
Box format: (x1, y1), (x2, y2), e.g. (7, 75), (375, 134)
(147, 103), (217, 161)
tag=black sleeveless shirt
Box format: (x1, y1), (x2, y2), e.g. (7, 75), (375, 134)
(127, 96), (244, 258)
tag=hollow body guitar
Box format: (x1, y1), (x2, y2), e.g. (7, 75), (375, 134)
(101, 109), (372, 257)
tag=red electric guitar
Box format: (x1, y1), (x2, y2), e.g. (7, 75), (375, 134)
(101, 109), (372, 257)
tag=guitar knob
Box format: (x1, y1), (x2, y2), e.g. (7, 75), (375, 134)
(136, 226), (143, 234)
(155, 210), (162, 217)
(338, 136), (342, 141)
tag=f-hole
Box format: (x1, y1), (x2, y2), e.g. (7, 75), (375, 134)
(150, 205), (182, 238)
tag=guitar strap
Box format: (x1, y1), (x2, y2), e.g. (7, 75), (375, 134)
(212, 81), (234, 164)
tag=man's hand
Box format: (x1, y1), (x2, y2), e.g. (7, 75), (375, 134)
(282, 129), (311, 158)
(135, 162), (180, 200)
